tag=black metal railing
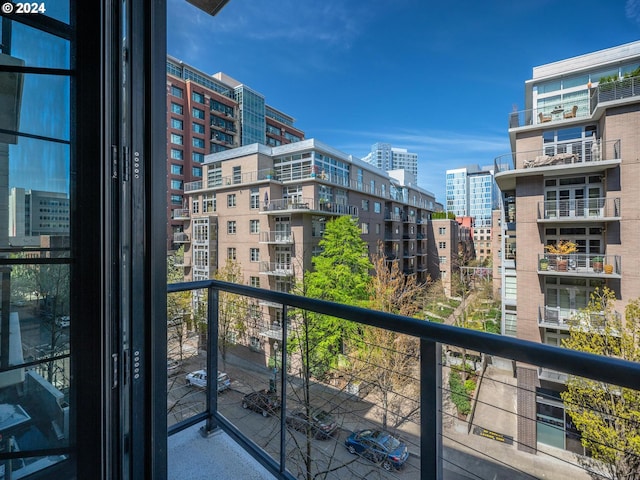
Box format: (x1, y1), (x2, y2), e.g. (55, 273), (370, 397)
(167, 280), (640, 480)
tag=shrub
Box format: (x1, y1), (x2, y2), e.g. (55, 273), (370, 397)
(449, 370), (471, 415)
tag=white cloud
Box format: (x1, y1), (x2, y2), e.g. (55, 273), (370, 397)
(626, 0), (640, 25)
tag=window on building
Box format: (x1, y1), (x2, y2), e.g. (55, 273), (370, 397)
(439, 227), (446, 235)
(227, 194), (236, 207)
(250, 248), (260, 262)
(171, 118), (183, 130)
(170, 85), (183, 98)
(361, 222), (369, 234)
(192, 152), (204, 163)
(361, 200), (369, 211)
(170, 133), (183, 145)
(375, 224), (380, 234)
(439, 256), (447, 264)
(192, 91), (205, 103)
(250, 219), (260, 234)
(250, 276), (260, 288)
(192, 166), (202, 177)
(192, 200), (199, 214)
(203, 194), (216, 212)
(193, 122), (205, 134)
(192, 107), (205, 119)
(170, 179), (183, 190)
(170, 148), (183, 160)
(227, 221), (236, 234)
(440, 270), (447, 279)
(171, 102), (183, 114)
(233, 166), (241, 184)
(227, 247), (236, 260)
(193, 137), (204, 149)
(250, 188), (260, 209)
(170, 164), (183, 175)
(439, 241), (446, 248)
(374, 202), (381, 213)
(171, 194), (182, 205)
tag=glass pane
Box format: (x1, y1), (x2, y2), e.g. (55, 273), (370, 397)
(10, 22), (71, 69)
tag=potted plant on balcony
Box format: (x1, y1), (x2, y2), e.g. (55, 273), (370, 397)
(545, 241), (578, 272)
(604, 263), (614, 274)
(539, 257), (550, 271)
(591, 256), (604, 273)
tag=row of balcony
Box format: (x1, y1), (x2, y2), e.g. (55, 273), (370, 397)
(261, 198), (359, 216)
(183, 168), (436, 211)
(494, 138), (620, 173)
(537, 253), (621, 278)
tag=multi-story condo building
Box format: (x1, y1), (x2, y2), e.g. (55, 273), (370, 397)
(180, 139), (441, 355)
(166, 56), (305, 250)
(445, 165), (498, 263)
(8, 188), (70, 246)
(361, 142), (419, 179)
(494, 41), (640, 455)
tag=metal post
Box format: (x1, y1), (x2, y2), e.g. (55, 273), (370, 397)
(278, 304), (288, 473)
(421, 339), (442, 479)
(201, 286), (219, 436)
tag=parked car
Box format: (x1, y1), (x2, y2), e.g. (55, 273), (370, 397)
(167, 359), (180, 375)
(185, 370), (231, 393)
(241, 389), (280, 417)
(344, 429), (409, 471)
(286, 408), (338, 439)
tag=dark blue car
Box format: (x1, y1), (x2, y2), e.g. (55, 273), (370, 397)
(344, 429), (409, 471)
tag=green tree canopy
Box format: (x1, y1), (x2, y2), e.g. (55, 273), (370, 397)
(561, 287), (640, 480)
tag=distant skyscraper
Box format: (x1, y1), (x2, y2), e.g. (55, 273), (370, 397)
(445, 165), (497, 228)
(361, 143), (418, 179)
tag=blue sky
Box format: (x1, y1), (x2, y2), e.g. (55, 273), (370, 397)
(167, 0), (640, 202)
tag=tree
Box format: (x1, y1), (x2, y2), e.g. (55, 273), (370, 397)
(300, 216), (372, 378)
(167, 247), (192, 362)
(354, 245), (422, 430)
(215, 259), (248, 370)
(560, 287), (640, 480)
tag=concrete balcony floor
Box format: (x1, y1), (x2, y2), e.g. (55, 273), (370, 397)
(168, 422), (273, 480)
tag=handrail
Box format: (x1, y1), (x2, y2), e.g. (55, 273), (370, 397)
(168, 279), (640, 390)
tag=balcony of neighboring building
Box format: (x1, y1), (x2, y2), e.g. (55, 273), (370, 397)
(174, 232), (190, 243)
(538, 305), (620, 332)
(537, 197), (621, 223)
(537, 253), (621, 279)
(259, 261), (294, 276)
(384, 211), (402, 222)
(494, 139), (621, 191)
(172, 208), (190, 220)
(508, 75), (640, 131)
(259, 231), (294, 245)
(261, 198), (359, 217)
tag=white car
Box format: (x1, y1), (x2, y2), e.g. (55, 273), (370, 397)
(185, 370), (231, 393)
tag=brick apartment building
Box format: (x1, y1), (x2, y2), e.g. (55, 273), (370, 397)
(494, 41), (640, 454)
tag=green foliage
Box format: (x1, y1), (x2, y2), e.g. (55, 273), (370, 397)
(464, 379), (476, 394)
(292, 217), (373, 379)
(431, 211), (456, 220)
(215, 260), (249, 368)
(561, 288), (640, 480)
(449, 369), (471, 416)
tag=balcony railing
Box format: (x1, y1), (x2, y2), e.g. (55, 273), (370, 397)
(259, 262), (294, 276)
(262, 198), (358, 216)
(172, 208), (190, 220)
(167, 280), (640, 480)
(259, 232), (294, 244)
(590, 75), (640, 112)
(538, 305), (620, 331)
(384, 213), (402, 222)
(538, 197), (621, 221)
(494, 138), (620, 172)
(537, 253), (621, 277)
(173, 232), (189, 243)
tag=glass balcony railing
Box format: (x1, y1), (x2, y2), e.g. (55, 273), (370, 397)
(537, 305), (620, 330)
(167, 280), (640, 480)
